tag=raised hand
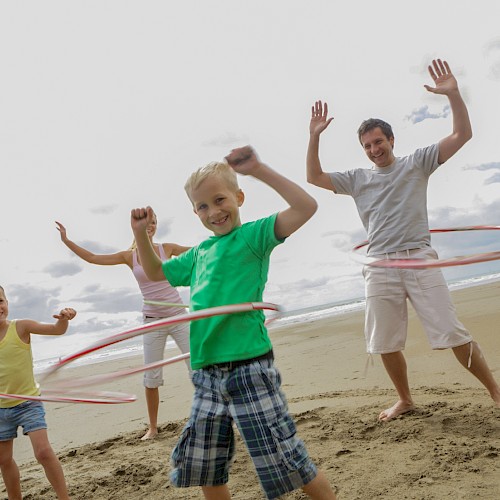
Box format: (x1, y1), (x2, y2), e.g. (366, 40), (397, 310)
(424, 59), (458, 96)
(55, 221), (68, 241)
(131, 206), (153, 232)
(53, 308), (77, 321)
(225, 146), (261, 176)
(310, 101), (333, 136)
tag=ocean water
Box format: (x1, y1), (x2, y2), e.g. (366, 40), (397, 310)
(32, 271), (500, 374)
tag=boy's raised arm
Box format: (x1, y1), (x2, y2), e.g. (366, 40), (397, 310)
(226, 146), (317, 240)
(130, 206), (166, 281)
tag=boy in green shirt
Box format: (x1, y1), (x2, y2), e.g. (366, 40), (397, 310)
(131, 146), (336, 499)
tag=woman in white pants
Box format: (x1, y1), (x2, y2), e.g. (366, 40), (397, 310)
(56, 211), (191, 440)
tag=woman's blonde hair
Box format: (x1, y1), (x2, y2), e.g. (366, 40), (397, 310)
(184, 162), (240, 203)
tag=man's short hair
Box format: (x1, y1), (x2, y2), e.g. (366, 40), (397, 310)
(184, 162), (240, 203)
(357, 118), (394, 143)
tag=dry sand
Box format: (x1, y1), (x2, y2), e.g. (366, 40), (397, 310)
(6, 282), (500, 499)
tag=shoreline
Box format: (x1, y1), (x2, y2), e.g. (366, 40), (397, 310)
(32, 273), (500, 374)
(11, 281), (500, 498)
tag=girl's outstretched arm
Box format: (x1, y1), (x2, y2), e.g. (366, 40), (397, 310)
(16, 308), (77, 342)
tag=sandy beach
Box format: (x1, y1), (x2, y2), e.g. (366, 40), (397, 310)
(7, 281), (500, 499)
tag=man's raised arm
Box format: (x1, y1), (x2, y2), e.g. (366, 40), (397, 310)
(424, 59), (472, 164)
(306, 100), (336, 191)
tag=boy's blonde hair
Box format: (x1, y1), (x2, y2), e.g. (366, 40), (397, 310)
(184, 162), (240, 203)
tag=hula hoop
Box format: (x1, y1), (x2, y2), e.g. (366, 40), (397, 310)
(0, 353), (190, 404)
(15, 302), (279, 404)
(0, 391), (137, 405)
(352, 226), (500, 269)
(41, 302), (279, 380)
(46, 353), (190, 390)
(144, 300), (189, 308)
(143, 300), (280, 324)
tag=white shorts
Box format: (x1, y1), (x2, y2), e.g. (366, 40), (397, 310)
(143, 316), (191, 388)
(363, 247), (472, 354)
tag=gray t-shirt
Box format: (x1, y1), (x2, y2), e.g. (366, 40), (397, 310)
(329, 144), (440, 255)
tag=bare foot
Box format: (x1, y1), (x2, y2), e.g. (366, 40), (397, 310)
(378, 400), (415, 421)
(141, 429), (158, 440)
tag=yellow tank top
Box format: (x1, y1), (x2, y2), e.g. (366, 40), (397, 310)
(0, 321), (40, 408)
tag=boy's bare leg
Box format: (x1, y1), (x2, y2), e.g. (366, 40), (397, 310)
(0, 440), (22, 500)
(379, 351), (415, 421)
(29, 429), (69, 500)
(453, 341), (500, 406)
(301, 470), (337, 499)
(142, 387), (160, 440)
(202, 484), (231, 499)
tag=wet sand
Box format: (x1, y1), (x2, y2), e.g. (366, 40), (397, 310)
(8, 281), (500, 499)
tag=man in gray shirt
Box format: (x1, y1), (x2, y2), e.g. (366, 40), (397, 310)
(306, 59), (500, 421)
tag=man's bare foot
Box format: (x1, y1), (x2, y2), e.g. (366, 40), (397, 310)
(378, 400), (415, 421)
(141, 429), (158, 440)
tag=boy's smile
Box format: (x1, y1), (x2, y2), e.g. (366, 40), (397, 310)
(191, 176), (244, 236)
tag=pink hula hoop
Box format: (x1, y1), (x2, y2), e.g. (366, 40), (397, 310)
(352, 226), (500, 269)
(1, 302), (279, 405)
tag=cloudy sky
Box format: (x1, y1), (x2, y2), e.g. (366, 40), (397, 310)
(1, 1), (500, 355)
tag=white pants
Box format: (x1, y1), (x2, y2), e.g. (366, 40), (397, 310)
(143, 316), (191, 388)
(363, 247), (472, 354)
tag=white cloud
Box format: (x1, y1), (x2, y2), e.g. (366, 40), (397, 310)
(74, 240), (120, 254)
(405, 105), (451, 124)
(75, 285), (142, 314)
(155, 219), (174, 239)
(90, 205), (118, 215)
(463, 161), (500, 184)
(484, 173), (500, 185)
(44, 261), (83, 278)
(5, 284), (62, 322)
(483, 37), (500, 81)
(1, 1), (499, 347)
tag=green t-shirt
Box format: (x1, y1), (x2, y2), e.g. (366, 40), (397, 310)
(163, 213), (283, 369)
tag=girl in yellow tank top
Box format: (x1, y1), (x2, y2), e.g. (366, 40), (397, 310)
(0, 285), (76, 500)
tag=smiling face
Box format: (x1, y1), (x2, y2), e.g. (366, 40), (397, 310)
(190, 176), (245, 236)
(0, 288), (8, 325)
(146, 212), (158, 239)
(360, 127), (395, 168)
